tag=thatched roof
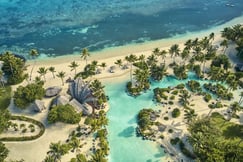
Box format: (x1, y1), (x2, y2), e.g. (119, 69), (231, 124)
(45, 86), (62, 97)
(33, 100), (45, 112)
(51, 95), (70, 107)
(69, 99), (92, 116)
(68, 78), (93, 104)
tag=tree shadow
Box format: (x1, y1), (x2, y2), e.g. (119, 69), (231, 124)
(223, 125), (243, 139)
(118, 126), (135, 138)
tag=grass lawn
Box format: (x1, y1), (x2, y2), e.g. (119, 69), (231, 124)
(0, 86), (12, 110)
(211, 112), (243, 146)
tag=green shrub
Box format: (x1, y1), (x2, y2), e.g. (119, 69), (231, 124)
(164, 116), (169, 120)
(48, 104), (81, 124)
(22, 128), (27, 133)
(0, 86), (12, 110)
(0, 52), (26, 85)
(168, 129), (173, 133)
(13, 82), (45, 109)
(176, 84), (185, 89)
(170, 95), (175, 100)
(168, 101), (174, 105)
(0, 109), (11, 134)
(170, 137), (180, 145)
(171, 90), (178, 95)
(160, 134), (164, 139)
(172, 108), (180, 118)
(187, 80), (201, 92)
(204, 93), (212, 102)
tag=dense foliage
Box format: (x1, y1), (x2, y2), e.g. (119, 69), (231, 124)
(137, 109), (154, 131)
(188, 112), (243, 162)
(171, 108), (180, 118)
(221, 24), (243, 59)
(0, 109), (11, 134)
(211, 55), (231, 71)
(13, 82), (45, 109)
(0, 142), (9, 162)
(48, 104), (81, 124)
(0, 51), (26, 85)
(84, 110), (108, 132)
(0, 86), (11, 110)
(187, 80), (201, 93)
(173, 65), (188, 80)
(203, 83), (233, 100)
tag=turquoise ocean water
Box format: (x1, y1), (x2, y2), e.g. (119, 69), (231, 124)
(0, 0), (243, 58)
(105, 73), (215, 162)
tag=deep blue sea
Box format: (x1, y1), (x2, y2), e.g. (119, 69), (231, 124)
(0, 0), (243, 58)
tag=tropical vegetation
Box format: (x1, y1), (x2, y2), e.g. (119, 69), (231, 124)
(48, 104), (81, 124)
(13, 82), (45, 109)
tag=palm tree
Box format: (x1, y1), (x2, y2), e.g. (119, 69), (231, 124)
(226, 73), (238, 91)
(100, 62), (107, 70)
(37, 67), (48, 81)
(90, 149), (107, 162)
(75, 154), (87, 162)
(239, 92), (243, 105)
(230, 102), (243, 117)
(209, 32), (215, 43)
(47, 141), (69, 161)
(184, 39), (192, 51)
(159, 50), (167, 65)
(152, 48), (160, 56)
(220, 39), (228, 54)
(200, 36), (210, 50)
(138, 54), (146, 62)
(56, 71), (66, 86)
(114, 59), (123, 68)
(69, 61), (79, 76)
(125, 54), (137, 83)
(49, 66), (56, 78)
(150, 64), (167, 81)
(208, 66), (224, 83)
(29, 49), (38, 81)
(184, 108), (197, 123)
(69, 137), (80, 152)
(43, 155), (55, 162)
(179, 90), (191, 107)
(0, 70), (4, 87)
(181, 48), (190, 65)
(146, 54), (158, 67)
(169, 44), (180, 63)
(34, 76), (42, 84)
(80, 48), (90, 65)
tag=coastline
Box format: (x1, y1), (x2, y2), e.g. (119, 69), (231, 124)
(28, 14), (243, 66)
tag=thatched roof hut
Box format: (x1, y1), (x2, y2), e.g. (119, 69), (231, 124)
(51, 95), (70, 107)
(68, 78), (94, 104)
(69, 98), (92, 116)
(45, 86), (62, 97)
(33, 100), (45, 112)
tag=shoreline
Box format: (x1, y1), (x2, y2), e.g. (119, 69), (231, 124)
(28, 14), (243, 66)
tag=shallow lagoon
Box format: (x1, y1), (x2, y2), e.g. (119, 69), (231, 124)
(105, 72), (216, 162)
